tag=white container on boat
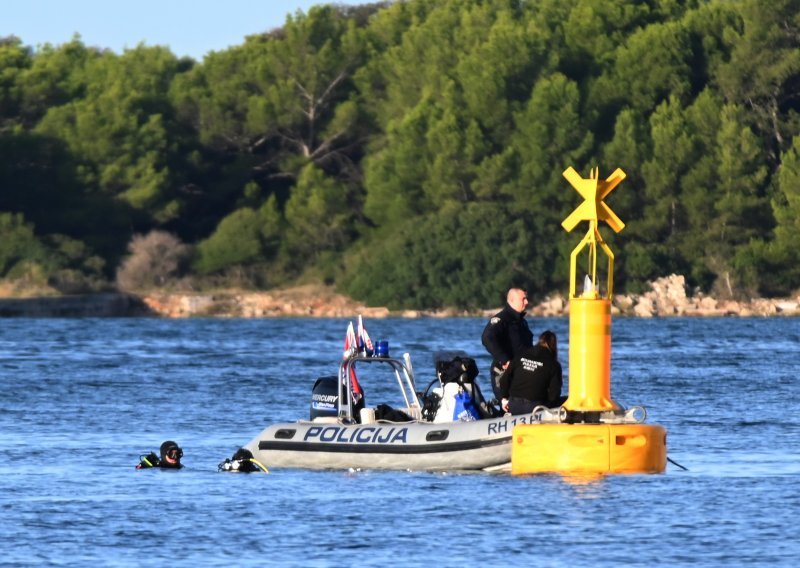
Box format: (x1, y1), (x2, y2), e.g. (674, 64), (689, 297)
(360, 407), (376, 424)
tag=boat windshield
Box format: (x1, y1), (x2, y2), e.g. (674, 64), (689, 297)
(337, 354), (421, 421)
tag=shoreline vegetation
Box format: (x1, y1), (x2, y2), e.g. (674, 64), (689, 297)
(0, 275), (798, 318)
(2, 2), (800, 315)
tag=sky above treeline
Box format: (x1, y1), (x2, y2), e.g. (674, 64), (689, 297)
(2, 0), (367, 61)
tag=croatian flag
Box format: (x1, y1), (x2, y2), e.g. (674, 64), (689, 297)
(342, 321), (362, 401)
(357, 315), (373, 355)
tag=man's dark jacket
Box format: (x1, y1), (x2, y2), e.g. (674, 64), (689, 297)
(481, 303), (533, 370)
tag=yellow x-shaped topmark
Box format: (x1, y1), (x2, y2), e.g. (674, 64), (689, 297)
(561, 167), (626, 233)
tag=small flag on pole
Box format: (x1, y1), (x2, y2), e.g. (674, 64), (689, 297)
(357, 315), (373, 356)
(343, 321), (357, 359)
(342, 321), (362, 402)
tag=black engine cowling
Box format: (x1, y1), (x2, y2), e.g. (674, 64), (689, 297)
(310, 376), (340, 420)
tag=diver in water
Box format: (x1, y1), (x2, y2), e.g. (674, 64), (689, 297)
(218, 448), (268, 473)
(136, 440), (184, 469)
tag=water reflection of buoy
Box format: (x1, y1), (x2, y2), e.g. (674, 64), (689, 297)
(512, 167), (667, 475)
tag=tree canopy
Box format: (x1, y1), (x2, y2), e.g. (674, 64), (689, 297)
(1, 0), (799, 307)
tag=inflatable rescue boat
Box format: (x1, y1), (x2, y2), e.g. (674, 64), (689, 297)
(240, 352), (546, 472)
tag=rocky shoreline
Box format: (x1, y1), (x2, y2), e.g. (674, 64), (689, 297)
(0, 275), (797, 318)
(530, 275), (800, 318)
(141, 275), (799, 318)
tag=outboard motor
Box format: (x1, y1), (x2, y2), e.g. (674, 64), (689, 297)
(310, 376), (340, 420)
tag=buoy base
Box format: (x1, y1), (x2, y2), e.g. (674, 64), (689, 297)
(511, 423), (667, 475)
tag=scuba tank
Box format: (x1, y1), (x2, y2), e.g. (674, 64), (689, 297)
(136, 452), (160, 469)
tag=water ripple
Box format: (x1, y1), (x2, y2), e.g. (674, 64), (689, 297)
(0, 317), (798, 565)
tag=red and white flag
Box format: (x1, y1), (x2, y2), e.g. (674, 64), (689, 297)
(343, 321), (357, 359)
(342, 321), (362, 400)
(357, 315), (373, 355)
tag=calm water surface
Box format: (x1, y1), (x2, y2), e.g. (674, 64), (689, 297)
(1, 317), (798, 566)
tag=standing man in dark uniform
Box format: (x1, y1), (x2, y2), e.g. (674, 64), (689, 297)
(481, 287), (534, 400)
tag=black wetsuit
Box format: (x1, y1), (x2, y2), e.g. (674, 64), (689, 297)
(499, 344), (562, 415)
(481, 304), (533, 398)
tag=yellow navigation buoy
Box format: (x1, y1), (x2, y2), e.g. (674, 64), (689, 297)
(512, 167), (667, 475)
(512, 423), (667, 475)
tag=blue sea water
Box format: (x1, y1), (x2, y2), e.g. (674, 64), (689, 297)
(1, 316), (798, 567)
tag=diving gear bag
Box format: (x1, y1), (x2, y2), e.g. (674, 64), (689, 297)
(453, 388), (480, 421)
(437, 356), (479, 384)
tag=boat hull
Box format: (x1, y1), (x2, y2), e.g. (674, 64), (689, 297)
(243, 414), (539, 471)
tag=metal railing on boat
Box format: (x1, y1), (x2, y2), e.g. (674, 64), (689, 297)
(337, 354), (422, 422)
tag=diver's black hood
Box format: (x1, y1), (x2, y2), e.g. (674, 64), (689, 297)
(160, 440), (181, 461)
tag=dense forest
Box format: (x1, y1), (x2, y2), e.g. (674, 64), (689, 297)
(1, 0), (799, 309)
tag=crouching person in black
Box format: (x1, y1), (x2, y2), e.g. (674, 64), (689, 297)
(136, 440), (184, 469)
(499, 331), (565, 415)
